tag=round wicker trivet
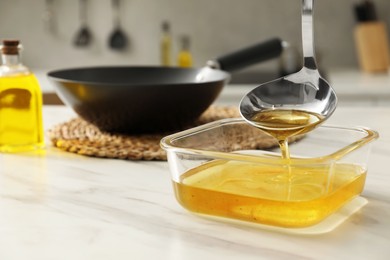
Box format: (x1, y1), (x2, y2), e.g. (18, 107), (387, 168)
(48, 106), (284, 161)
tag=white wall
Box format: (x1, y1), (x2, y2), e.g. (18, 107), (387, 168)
(0, 0), (389, 72)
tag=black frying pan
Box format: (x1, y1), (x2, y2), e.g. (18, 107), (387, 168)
(48, 38), (283, 134)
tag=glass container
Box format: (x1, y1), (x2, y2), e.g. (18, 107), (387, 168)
(161, 118), (378, 228)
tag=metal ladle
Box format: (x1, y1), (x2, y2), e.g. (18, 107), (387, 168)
(240, 0), (337, 132)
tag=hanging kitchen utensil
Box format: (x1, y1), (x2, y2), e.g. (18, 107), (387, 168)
(108, 0), (128, 51)
(74, 0), (92, 47)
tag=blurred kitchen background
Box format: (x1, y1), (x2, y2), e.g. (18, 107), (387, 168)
(0, 0), (389, 105)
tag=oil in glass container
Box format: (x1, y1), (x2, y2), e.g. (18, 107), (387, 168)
(0, 40), (44, 152)
(174, 160), (366, 228)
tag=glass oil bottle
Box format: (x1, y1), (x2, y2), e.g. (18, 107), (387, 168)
(177, 35), (193, 68)
(160, 21), (172, 66)
(0, 40), (44, 152)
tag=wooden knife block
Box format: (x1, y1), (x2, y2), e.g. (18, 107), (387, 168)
(354, 22), (390, 73)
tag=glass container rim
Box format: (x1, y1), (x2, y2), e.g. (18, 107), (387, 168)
(160, 118), (379, 165)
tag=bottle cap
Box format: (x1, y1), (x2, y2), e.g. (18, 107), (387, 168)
(162, 21), (170, 33)
(1, 40), (21, 55)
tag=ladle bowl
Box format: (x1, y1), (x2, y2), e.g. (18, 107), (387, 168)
(240, 68), (338, 127)
(240, 0), (337, 131)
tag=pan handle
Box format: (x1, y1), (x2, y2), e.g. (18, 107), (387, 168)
(207, 38), (284, 72)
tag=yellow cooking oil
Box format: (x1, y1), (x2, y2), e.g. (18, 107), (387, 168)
(160, 21), (172, 66)
(0, 73), (44, 152)
(177, 35), (192, 68)
(173, 159), (366, 228)
(0, 40), (44, 152)
(251, 109), (325, 159)
(178, 50), (192, 68)
(251, 109), (324, 141)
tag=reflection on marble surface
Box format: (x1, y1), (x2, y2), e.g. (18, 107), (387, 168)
(0, 106), (389, 260)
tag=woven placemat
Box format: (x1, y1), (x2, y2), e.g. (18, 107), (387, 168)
(48, 106), (287, 161)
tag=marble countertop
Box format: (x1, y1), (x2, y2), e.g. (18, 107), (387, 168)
(1, 105), (390, 260)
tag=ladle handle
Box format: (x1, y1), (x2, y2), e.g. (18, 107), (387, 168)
(208, 38), (283, 72)
(302, 0), (318, 70)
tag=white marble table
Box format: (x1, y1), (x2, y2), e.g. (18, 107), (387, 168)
(0, 105), (389, 260)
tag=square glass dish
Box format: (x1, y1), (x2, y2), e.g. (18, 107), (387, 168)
(161, 118), (378, 228)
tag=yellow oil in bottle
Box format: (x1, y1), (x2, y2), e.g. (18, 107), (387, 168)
(178, 50), (192, 68)
(0, 40), (44, 152)
(177, 35), (192, 68)
(173, 159), (366, 228)
(161, 21), (172, 66)
(0, 73), (44, 152)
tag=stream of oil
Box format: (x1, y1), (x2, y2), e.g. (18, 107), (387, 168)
(251, 109), (325, 200)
